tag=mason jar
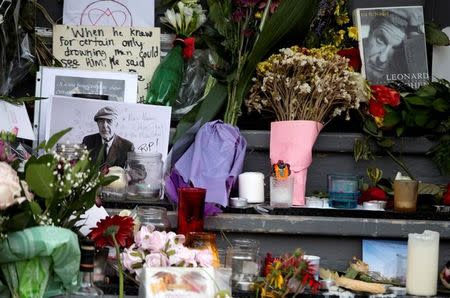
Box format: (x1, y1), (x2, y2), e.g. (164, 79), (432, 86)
(56, 143), (87, 163)
(137, 206), (171, 232)
(125, 152), (163, 200)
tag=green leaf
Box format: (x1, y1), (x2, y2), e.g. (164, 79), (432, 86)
(414, 111), (430, 127)
(418, 183), (444, 196)
(6, 212), (32, 232)
(405, 95), (432, 106)
(25, 163), (55, 200)
(44, 128), (72, 152)
(396, 126), (405, 136)
(101, 175), (119, 186)
(377, 138), (395, 148)
(172, 82), (227, 143)
(432, 97), (450, 112)
(231, 0), (319, 124)
(383, 111), (401, 128)
(29, 201), (43, 216)
(416, 85), (437, 98)
(425, 22), (450, 46)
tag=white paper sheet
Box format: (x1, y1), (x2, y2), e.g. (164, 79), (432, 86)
(432, 27), (450, 81)
(77, 205), (109, 236)
(63, 0), (155, 27)
(0, 101), (35, 140)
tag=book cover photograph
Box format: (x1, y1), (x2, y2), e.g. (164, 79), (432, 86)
(354, 6), (429, 88)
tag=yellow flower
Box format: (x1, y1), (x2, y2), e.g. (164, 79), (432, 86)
(255, 11), (262, 19)
(333, 29), (346, 47)
(374, 116), (384, 128)
(348, 26), (358, 40)
(336, 13), (350, 25)
(276, 274), (284, 289)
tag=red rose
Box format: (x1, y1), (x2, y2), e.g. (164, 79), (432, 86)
(182, 37), (195, 59)
(359, 187), (388, 204)
(443, 183), (450, 206)
(371, 85), (400, 107)
(337, 47), (362, 72)
(368, 99), (385, 117)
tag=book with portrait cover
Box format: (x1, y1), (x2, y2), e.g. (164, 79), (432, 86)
(353, 6), (429, 88)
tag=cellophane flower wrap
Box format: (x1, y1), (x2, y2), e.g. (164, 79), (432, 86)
(145, 0), (206, 106)
(246, 45), (369, 123)
(120, 224), (214, 280)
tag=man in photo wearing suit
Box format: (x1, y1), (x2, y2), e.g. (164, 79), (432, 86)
(82, 106), (134, 168)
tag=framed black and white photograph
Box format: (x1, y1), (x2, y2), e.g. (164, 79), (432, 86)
(354, 6), (429, 88)
(34, 67), (139, 146)
(45, 96), (171, 164)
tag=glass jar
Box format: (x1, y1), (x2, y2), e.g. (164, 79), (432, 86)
(125, 152), (163, 200)
(229, 239), (260, 290)
(186, 232), (220, 268)
(137, 206), (171, 232)
(56, 143), (87, 162)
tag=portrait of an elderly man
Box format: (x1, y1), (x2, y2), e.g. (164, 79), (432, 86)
(82, 106), (134, 168)
(361, 7), (427, 85)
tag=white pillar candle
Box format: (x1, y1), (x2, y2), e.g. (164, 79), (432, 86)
(238, 172), (265, 203)
(406, 230), (440, 296)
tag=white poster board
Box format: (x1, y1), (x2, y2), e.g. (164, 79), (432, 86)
(34, 66), (138, 146)
(432, 27), (450, 81)
(45, 96), (171, 161)
(52, 25), (160, 103)
(63, 0), (155, 27)
(0, 101), (35, 140)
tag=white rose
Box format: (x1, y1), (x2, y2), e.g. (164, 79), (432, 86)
(0, 162), (27, 210)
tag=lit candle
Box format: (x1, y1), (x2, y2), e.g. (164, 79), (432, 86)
(406, 230), (440, 296)
(238, 172), (265, 203)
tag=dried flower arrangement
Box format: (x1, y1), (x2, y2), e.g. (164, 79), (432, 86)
(246, 45), (369, 124)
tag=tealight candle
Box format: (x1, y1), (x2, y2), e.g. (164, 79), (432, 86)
(406, 230), (440, 296)
(238, 172), (265, 203)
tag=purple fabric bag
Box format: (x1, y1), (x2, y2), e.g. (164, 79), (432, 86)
(166, 120), (247, 214)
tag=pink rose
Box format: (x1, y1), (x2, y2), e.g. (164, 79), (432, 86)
(144, 252), (169, 267)
(167, 231), (185, 247)
(134, 225), (154, 247)
(143, 231), (169, 252)
(121, 245), (144, 272)
(0, 162), (30, 210)
(168, 245), (197, 267)
(195, 249), (214, 268)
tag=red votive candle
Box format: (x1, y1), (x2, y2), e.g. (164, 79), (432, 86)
(177, 187), (206, 236)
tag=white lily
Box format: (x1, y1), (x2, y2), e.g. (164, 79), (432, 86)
(161, 8), (177, 29)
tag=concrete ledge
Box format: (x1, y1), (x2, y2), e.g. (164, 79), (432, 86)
(163, 212), (450, 239)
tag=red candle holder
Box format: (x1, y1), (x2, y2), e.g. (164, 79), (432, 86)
(177, 187), (206, 236)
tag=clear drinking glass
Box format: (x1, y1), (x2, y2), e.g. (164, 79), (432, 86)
(270, 176), (294, 207)
(137, 206), (171, 232)
(125, 152), (163, 199)
(229, 239), (260, 290)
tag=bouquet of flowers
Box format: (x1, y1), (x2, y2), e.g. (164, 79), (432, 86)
(246, 45), (369, 123)
(145, 0), (207, 106)
(0, 127), (116, 297)
(259, 249), (320, 297)
(120, 224), (214, 279)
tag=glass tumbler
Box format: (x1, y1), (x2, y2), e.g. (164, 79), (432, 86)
(229, 239), (260, 290)
(270, 176), (294, 207)
(125, 152), (163, 199)
(137, 206), (171, 232)
(177, 187), (206, 236)
(394, 180), (419, 212)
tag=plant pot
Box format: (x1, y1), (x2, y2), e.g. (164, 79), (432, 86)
(270, 120), (323, 206)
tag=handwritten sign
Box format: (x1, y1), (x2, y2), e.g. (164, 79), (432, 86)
(53, 25), (160, 102)
(45, 96), (171, 161)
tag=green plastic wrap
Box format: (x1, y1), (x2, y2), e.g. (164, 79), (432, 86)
(145, 45), (184, 106)
(0, 226), (80, 298)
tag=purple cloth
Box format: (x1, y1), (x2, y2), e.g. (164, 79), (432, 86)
(166, 120), (247, 211)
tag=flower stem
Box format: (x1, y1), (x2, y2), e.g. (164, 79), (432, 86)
(385, 149), (415, 180)
(112, 236), (124, 298)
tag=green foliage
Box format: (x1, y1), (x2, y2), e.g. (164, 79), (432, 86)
(425, 22), (450, 46)
(358, 80), (450, 176)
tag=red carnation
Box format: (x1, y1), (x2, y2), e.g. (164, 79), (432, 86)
(368, 99), (385, 117)
(89, 215), (134, 248)
(182, 37), (195, 59)
(443, 183), (450, 206)
(337, 47), (362, 72)
(371, 85), (400, 107)
(359, 187), (388, 204)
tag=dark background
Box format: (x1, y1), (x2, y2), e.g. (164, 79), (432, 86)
(20, 0), (450, 131)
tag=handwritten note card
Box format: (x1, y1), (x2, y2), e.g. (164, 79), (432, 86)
(45, 96), (171, 161)
(53, 25), (160, 102)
